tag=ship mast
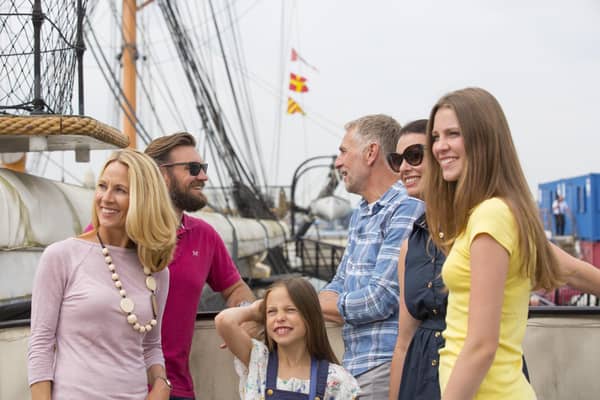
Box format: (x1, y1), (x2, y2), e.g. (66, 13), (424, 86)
(122, 0), (137, 148)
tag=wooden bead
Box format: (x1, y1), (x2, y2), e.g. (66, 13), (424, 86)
(97, 236), (158, 335)
(146, 276), (157, 291)
(120, 298), (134, 313)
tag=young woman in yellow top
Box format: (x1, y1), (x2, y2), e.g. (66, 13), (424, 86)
(423, 87), (562, 399)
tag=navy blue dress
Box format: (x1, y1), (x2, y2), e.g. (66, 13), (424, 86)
(398, 214), (446, 400)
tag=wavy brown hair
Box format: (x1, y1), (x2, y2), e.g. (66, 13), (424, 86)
(144, 131), (196, 164)
(423, 87), (562, 290)
(91, 149), (178, 272)
(261, 278), (339, 364)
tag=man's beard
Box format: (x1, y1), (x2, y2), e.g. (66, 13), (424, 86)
(169, 179), (208, 212)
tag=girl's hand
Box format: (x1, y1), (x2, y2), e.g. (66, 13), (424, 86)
(249, 299), (264, 321)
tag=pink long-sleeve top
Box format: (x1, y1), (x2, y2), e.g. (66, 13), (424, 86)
(28, 238), (169, 399)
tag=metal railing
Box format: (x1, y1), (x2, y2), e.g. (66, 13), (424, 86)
(295, 238), (344, 281)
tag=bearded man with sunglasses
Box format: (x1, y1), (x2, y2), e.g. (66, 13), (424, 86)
(319, 114), (424, 399)
(145, 132), (254, 400)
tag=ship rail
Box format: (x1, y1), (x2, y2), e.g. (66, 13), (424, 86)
(3, 306), (600, 399)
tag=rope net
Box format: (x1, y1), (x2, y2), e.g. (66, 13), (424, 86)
(0, 0), (88, 115)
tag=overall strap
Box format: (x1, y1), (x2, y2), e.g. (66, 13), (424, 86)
(315, 359), (330, 398)
(266, 350), (279, 390)
(307, 358), (318, 399)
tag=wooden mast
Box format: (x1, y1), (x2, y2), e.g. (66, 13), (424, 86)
(122, 0), (137, 148)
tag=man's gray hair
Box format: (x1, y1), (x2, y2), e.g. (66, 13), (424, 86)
(344, 114), (402, 155)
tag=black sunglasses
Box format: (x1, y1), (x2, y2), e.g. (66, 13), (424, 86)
(386, 144), (425, 172)
(160, 161), (208, 176)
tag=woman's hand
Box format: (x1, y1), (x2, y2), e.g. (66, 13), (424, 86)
(146, 365), (170, 400)
(146, 376), (171, 400)
(146, 380), (170, 400)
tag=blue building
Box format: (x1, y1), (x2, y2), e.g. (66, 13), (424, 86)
(538, 173), (600, 241)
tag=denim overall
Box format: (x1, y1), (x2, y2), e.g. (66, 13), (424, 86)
(264, 351), (329, 400)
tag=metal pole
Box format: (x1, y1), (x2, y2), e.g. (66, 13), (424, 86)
(32, 0), (44, 113)
(76, 0), (86, 115)
(290, 155), (336, 237)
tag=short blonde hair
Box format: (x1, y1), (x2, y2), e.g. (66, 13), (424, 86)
(91, 149), (178, 272)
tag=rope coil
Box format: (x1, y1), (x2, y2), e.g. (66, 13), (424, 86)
(0, 115), (129, 148)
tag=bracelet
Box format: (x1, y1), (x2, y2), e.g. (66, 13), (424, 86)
(154, 376), (172, 390)
(237, 300), (252, 307)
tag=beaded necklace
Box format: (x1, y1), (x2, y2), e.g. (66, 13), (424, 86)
(97, 232), (158, 333)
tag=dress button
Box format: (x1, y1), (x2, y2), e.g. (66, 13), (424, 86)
(266, 388), (274, 396)
(315, 397), (321, 400)
(432, 308), (438, 315)
(435, 331), (441, 338)
(427, 281), (433, 288)
(432, 359), (438, 366)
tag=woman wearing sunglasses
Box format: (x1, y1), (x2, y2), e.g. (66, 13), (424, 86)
(387, 119), (449, 400)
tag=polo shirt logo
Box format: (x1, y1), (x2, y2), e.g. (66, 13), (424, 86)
(192, 250), (199, 256)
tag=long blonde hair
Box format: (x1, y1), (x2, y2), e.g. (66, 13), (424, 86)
(424, 87), (562, 290)
(91, 149), (178, 272)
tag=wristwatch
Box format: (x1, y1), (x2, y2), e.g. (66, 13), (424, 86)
(155, 376), (172, 390)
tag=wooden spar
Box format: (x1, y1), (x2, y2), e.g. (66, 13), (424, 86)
(122, 0), (137, 148)
(1, 154), (26, 172)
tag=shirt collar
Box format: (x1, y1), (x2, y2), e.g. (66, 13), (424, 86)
(358, 181), (407, 216)
(177, 213), (190, 235)
(415, 212), (427, 229)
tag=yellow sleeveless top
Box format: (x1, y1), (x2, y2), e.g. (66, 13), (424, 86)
(439, 198), (535, 399)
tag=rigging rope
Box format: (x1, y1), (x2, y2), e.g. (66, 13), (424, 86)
(84, 17), (153, 145)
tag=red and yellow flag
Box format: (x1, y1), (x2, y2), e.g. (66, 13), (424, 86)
(287, 97), (305, 115)
(289, 73), (309, 93)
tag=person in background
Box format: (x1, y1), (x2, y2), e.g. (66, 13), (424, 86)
(552, 194), (568, 236)
(215, 277), (360, 399)
(145, 132), (255, 400)
(28, 149), (178, 400)
(318, 114), (424, 399)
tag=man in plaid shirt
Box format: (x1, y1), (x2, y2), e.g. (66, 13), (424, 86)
(320, 114), (424, 399)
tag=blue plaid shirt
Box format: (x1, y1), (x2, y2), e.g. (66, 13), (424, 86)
(323, 181), (424, 376)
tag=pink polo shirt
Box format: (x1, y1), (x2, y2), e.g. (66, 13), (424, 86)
(162, 213), (241, 398)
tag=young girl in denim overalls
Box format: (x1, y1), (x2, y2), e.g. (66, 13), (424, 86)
(216, 277), (359, 399)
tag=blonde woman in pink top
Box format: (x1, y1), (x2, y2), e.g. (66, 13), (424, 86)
(28, 149), (178, 400)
